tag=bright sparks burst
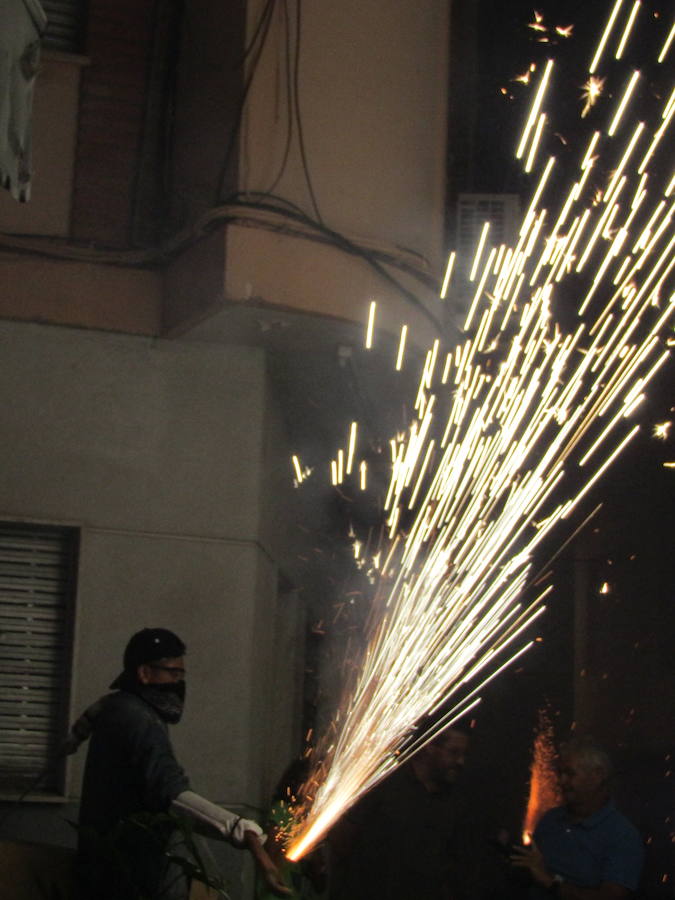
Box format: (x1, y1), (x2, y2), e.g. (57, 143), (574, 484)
(286, 1), (674, 861)
(528, 10), (547, 34)
(522, 709), (562, 843)
(581, 75), (606, 117)
(514, 69), (532, 85)
(653, 420), (672, 439)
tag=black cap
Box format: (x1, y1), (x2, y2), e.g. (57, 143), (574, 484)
(110, 628), (186, 689)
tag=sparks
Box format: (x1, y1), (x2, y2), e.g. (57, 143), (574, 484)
(346, 422), (358, 474)
(440, 252), (456, 299)
(581, 76), (606, 118)
(528, 11), (547, 34)
(292, 455), (304, 484)
(285, 0), (675, 861)
(469, 222), (491, 282)
(513, 69), (533, 85)
(658, 21), (675, 63)
(517, 59), (554, 160)
(522, 709), (561, 841)
(590, 0), (626, 74)
(615, 1), (641, 59)
(525, 113), (548, 173)
(365, 301), (376, 349)
(607, 70), (640, 137)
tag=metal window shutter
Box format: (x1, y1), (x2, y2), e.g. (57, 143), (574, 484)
(41, 0), (86, 53)
(0, 524), (75, 793)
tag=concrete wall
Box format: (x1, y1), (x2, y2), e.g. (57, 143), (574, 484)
(0, 1), (449, 345)
(0, 255), (162, 334)
(0, 320), (304, 829)
(222, 223), (443, 350)
(242, 0), (449, 269)
(169, 0), (449, 344)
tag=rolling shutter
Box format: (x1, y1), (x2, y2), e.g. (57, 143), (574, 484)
(0, 523), (78, 794)
(41, 0), (86, 53)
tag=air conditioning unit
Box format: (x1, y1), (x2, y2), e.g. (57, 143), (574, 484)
(455, 193), (521, 284)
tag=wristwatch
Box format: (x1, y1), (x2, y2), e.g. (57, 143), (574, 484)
(548, 873), (564, 895)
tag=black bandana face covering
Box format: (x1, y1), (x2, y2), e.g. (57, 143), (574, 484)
(137, 681), (186, 724)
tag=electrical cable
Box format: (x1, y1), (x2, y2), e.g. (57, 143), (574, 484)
(0, 193), (443, 332)
(215, 0), (278, 203)
(1, 199), (432, 280)
(236, 0), (276, 68)
(230, 189), (308, 218)
(226, 190), (435, 276)
(265, 0), (294, 196)
(292, 0), (323, 222)
(221, 193), (442, 330)
(1, 1), (447, 334)
(2, 190), (436, 275)
(235, 0), (323, 221)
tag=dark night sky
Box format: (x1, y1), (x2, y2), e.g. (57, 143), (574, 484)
(452, 4), (675, 894)
(472, 0), (605, 193)
(301, 4), (673, 894)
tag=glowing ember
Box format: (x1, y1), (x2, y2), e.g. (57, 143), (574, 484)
(513, 68), (534, 86)
(522, 709), (562, 843)
(529, 11), (546, 33)
(653, 420), (672, 439)
(286, 1), (674, 861)
(581, 76), (606, 117)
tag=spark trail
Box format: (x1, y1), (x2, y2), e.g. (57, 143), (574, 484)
(522, 709), (561, 843)
(287, 0), (674, 860)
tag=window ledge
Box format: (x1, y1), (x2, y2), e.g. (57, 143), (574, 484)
(0, 793), (69, 804)
(41, 49), (91, 67)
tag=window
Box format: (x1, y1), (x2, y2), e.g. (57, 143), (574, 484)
(0, 522), (78, 795)
(41, 0), (87, 54)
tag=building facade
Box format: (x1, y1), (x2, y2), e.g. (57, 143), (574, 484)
(0, 1), (451, 895)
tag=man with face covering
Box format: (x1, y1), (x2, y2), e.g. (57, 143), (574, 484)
(72, 628), (288, 900)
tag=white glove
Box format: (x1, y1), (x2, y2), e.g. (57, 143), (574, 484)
(172, 790), (266, 847)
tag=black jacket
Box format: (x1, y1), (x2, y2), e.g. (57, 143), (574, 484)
(77, 690), (190, 900)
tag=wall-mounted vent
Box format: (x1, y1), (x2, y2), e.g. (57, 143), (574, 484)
(455, 193), (521, 283)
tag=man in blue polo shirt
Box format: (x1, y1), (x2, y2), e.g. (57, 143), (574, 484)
(511, 735), (644, 899)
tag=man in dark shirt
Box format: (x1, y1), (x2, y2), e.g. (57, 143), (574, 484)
(75, 628), (288, 900)
(328, 726), (470, 900)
